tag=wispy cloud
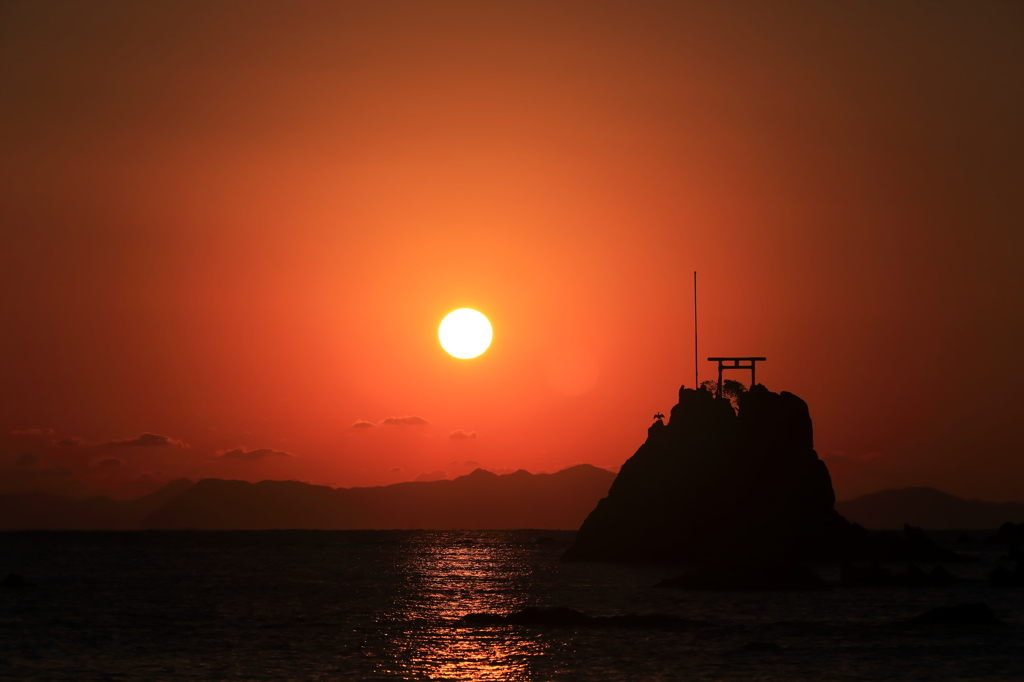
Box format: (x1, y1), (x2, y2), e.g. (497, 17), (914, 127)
(107, 433), (187, 448)
(219, 447), (293, 461)
(382, 416), (429, 427)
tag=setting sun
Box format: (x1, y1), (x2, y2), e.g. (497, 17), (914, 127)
(438, 308), (493, 359)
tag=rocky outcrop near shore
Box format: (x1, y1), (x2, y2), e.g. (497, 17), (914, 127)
(563, 384), (856, 563)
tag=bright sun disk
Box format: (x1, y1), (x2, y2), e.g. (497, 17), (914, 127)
(438, 309), (492, 359)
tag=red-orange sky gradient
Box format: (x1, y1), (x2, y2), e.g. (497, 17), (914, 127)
(2, 1), (1022, 502)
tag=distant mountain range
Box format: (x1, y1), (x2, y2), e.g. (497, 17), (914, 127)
(836, 487), (1024, 530)
(5, 472), (1019, 533)
(0, 465), (616, 531)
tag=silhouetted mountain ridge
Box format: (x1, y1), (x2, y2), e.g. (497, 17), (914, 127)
(0, 478), (194, 530)
(836, 487), (1024, 530)
(0, 465), (615, 530)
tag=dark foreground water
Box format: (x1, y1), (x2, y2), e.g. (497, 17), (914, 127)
(0, 530), (1021, 681)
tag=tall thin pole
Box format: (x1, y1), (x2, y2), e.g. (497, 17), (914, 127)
(693, 271), (698, 389)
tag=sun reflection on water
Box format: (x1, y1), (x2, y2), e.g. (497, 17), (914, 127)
(378, 532), (549, 681)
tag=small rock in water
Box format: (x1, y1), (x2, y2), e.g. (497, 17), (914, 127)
(460, 607), (697, 629)
(989, 563), (1024, 587)
(892, 564), (963, 587)
(841, 563), (963, 587)
(461, 607), (591, 626)
(925, 565), (961, 586)
(0, 574), (31, 588)
(657, 563), (829, 591)
(895, 524), (977, 563)
(505, 607), (592, 626)
(985, 522), (1024, 546)
(909, 603), (1002, 626)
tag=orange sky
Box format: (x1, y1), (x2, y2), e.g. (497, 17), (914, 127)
(1, 1), (1022, 501)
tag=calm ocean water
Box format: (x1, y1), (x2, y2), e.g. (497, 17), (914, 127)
(0, 530), (1020, 681)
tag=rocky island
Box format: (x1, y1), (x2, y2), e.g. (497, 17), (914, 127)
(564, 383), (857, 564)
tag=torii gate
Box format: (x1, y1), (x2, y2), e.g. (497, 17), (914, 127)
(707, 357), (766, 397)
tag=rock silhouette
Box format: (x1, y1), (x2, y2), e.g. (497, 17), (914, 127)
(564, 384), (855, 563)
(656, 563), (829, 591)
(0, 573), (32, 588)
(986, 521), (1024, 545)
(989, 563), (1024, 587)
(999, 546), (1023, 562)
(896, 524), (977, 562)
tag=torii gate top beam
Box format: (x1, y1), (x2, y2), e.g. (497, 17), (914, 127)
(707, 357), (766, 397)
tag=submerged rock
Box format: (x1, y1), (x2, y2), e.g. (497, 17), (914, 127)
(0, 573), (32, 588)
(564, 384), (855, 563)
(845, 524), (977, 564)
(1000, 546), (1023, 561)
(909, 603), (1002, 626)
(896, 525), (977, 563)
(462, 607), (592, 626)
(989, 562), (1024, 587)
(459, 607), (698, 629)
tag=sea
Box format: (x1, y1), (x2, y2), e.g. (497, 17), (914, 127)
(0, 529), (1021, 681)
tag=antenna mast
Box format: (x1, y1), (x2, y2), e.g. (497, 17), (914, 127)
(693, 271), (698, 388)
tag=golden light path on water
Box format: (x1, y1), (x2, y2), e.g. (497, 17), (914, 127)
(378, 533), (548, 680)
